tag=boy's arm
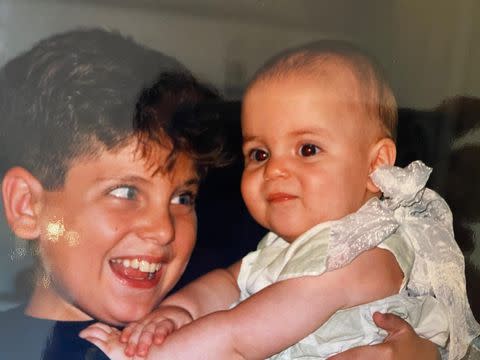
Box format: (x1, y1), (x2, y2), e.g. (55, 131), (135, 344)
(144, 247), (403, 360)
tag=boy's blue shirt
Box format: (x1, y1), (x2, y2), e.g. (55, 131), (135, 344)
(0, 305), (109, 360)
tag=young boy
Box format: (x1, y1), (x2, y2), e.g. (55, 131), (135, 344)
(0, 28), (227, 359)
(81, 41), (479, 360)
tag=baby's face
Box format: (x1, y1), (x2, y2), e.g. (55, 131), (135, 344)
(241, 72), (378, 241)
(28, 140), (198, 325)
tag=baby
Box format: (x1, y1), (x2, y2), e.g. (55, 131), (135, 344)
(81, 40), (479, 360)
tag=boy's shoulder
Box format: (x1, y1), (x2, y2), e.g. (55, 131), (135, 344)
(0, 305), (109, 360)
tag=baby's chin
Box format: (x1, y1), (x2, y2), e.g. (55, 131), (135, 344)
(273, 228), (304, 243)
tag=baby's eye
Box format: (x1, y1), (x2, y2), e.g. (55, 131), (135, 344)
(299, 144), (321, 157)
(109, 186), (138, 200)
(171, 191), (196, 206)
(248, 148), (269, 162)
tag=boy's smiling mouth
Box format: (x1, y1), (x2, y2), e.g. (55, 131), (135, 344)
(109, 257), (165, 288)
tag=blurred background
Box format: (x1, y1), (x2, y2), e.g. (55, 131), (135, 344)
(0, 0), (479, 315)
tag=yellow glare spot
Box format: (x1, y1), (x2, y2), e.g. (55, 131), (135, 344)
(46, 219), (65, 242)
(41, 273), (51, 289)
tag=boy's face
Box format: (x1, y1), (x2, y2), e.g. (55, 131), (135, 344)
(28, 141), (198, 325)
(241, 70), (379, 241)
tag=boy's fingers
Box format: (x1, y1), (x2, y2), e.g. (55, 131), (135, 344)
(372, 312), (412, 334)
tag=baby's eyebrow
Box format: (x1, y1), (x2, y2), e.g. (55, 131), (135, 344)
(289, 127), (330, 137)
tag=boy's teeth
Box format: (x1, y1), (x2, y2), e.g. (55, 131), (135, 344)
(139, 260), (149, 272)
(111, 258), (161, 273)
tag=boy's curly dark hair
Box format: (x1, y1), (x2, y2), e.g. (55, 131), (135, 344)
(133, 72), (231, 179)
(0, 28), (228, 189)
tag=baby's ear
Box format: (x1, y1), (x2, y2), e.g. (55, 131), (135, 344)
(367, 138), (396, 193)
(2, 167), (44, 240)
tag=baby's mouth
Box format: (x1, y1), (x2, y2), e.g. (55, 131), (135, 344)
(110, 258), (162, 281)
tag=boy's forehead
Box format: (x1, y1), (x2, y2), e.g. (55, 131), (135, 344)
(66, 139), (198, 183)
(132, 141), (198, 180)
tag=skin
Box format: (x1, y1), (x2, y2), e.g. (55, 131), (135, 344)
(80, 65), (411, 360)
(82, 312), (440, 360)
(328, 312), (441, 360)
(241, 69), (392, 241)
(3, 140), (199, 326)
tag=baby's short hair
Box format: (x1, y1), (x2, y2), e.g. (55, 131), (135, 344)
(249, 40), (398, 140)
(0, 28), (226, 188)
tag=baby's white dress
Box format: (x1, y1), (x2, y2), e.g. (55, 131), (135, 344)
(235, 161), (479, 360)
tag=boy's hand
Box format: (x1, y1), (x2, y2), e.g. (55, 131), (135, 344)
(326, 312), (440, 360)
(121, 305), (193, 357)
(79, 323), (131, 360)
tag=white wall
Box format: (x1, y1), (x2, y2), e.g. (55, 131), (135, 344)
(0, 1), (352, 95)
(389, 0), (480, 108)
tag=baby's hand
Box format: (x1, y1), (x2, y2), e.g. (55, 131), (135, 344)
(121, 305), (193, 357)
(79, 323), (130, 360)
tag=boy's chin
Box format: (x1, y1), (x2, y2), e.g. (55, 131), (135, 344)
(95, 303), (155, 326)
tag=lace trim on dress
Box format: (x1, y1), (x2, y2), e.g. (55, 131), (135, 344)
(326, 160), (480, 360)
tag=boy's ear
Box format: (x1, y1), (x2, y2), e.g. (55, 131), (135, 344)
(2, 167), (44, 240)
(366, 138), (396, 193)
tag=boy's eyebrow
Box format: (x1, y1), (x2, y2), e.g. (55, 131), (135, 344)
(96, 175), (149, 183)
(183, 178), (200, 187)
(95, 174), (200, 186)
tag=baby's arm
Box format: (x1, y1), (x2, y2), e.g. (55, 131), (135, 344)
(138, 247), (403, 359)
(121, 261), (242, 356)
(161, 261), (242, 318)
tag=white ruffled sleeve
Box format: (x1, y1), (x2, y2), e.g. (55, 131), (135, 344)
(370, 160), (480, 360)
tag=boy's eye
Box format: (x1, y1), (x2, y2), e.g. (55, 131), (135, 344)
(171, 192), (196, 206)
(248, 149), (269, 162)
(299, 144), (321, 157)
(109, 186), (138, 200)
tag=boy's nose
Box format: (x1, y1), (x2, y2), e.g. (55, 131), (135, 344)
(263, 156), (289, 181)
(136, 210), (175, 245)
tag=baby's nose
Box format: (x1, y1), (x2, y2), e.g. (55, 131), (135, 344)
(264, 156), (290, 181)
